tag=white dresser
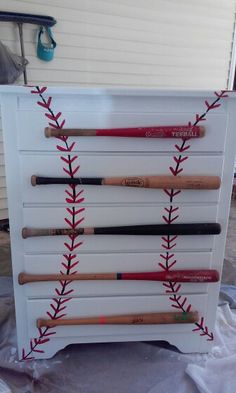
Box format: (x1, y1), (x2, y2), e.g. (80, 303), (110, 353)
(1, 86), (235, 360)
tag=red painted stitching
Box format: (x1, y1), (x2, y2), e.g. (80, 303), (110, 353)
(158, 90), (229, 343)
(21, 85), (85, 360)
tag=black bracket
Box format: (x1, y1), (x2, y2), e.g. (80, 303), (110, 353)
(0, 11), (57, 84)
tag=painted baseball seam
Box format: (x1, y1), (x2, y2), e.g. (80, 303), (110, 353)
(159, 90), (228, 341)
(21, 86), (84, 360)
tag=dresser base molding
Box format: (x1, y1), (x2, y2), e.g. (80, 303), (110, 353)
(20, 333), (213, 360)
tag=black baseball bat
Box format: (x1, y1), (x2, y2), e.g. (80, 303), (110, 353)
(22, 223), (221, 238)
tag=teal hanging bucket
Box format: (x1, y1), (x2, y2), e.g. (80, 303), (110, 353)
(37, 26), (56, 61)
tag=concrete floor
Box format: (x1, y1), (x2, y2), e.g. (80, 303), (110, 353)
(0, 200), (236, 282)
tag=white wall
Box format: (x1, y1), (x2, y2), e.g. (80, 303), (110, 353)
(0, 0), (236, 219)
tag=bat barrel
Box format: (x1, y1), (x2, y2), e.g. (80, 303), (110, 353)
(94, 223), (221, 236)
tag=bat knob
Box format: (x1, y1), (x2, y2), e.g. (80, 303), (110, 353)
(31, 175), (37, 186)
(18, 273), (25, 285)
(199, 126), (205, 137)
(22, 228), (28, 239)
(45, 127), (52, 138)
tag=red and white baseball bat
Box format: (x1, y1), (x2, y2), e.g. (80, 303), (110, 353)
(18, 269), (219, 285)
(45, 125), (205, 138)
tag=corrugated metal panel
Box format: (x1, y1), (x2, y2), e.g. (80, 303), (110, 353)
(0, 0), (235, 219)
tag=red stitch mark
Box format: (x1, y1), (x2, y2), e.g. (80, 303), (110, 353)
(62, 260), (79, 270)
(59, 279), (72, 287)
(192, 316), (214, 339)
(68, 234), (78, 241)
(37, 338), (50, 344)
(166, 260), (177, 269)
(169, 166), (183, 176)
(67, 261), (79, 270)
(164, 207), (179, 214)
(159, 253), (177, 269)
(174, 144), (190, 152)
(171, 295), (187, 311)
(173, 156), (188, 164)
(64, 218), (75, 228)
(63, 165), (80, 176)
(162, 214), (179, 224)
(169, 295), (181, 302)
(49, 119), (66, 129)
(71, 165), (80, 176)
(158, 263), (168, 271)
(66, 207), (85, 216)
(37, 97), (52, 109)
(45, 111), (62, 121)
(38, 328), (56, 337)
(160, 253), (174, 261)
(61, 156), (78, 164)
(31, 86), (47, 94)
(58, 297), (72, 305)
(214, 90), (228, 98)
(167, 283), (181, 294)
(164, 189), (182, 199)
(65, 189), (84, 200)
(56, 135), (68, 142)
(57, 142), (75, 152)
(63, 254), (76, 261)
(163, 282), (172, 289)
(66, 197), (85, 204)
(65, 190), (74, 199)
(161, 243), (177, 250)
(161, 235), (177, 244)
(64, 241), (83, 251)
(73, 218), (84, 227)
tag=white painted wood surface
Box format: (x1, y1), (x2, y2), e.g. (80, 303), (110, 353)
(0, 0), (235, 220)
(1, 86), (236, 359)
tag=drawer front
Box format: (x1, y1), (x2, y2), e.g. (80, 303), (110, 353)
(20, 154), (223, 204)
(27, 294), (208, 338)
(17, 111), (227, 153)
(22, 205), (219, 253)
(22, 252), (214, 297)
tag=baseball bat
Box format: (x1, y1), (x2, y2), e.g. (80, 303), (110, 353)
(21, 223), (221, 239)
(18, 269), (220, 285)
(31, 175), (221, 190)
(37, 311), (199, 328)
(45, 125), (205, 139)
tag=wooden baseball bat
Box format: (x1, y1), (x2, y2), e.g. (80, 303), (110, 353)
(21, 223), (221, 239)
(31, 175), (221, 190)
(37, 311), (199, 328)
(18, 269), (220, 285)
(45, 125), (205, 139)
